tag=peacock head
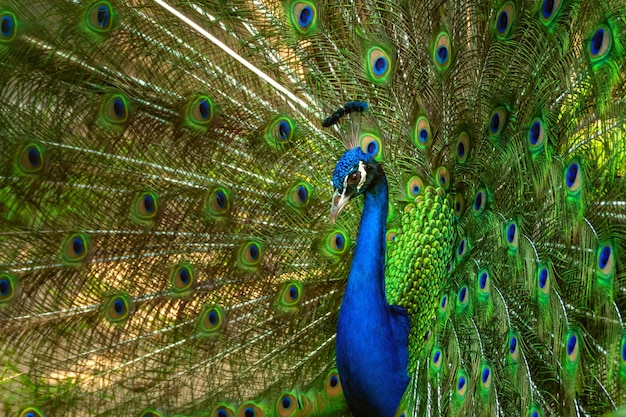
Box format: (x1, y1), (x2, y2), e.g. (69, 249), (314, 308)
(330, 147), (381, 222)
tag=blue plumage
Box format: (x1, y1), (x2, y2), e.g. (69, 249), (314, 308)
(332, 147), (410, 416)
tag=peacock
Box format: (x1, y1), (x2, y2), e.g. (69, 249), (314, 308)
(1, 0), (626, 416)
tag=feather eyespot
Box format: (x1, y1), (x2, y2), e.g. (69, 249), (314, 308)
(457, 285), (469, 311)
(565, 331), (579, 364)
(240, 240), (262, 268)
(171, 264), (194, 292)
(62, 233), (89, 264)
(563, 331), (581, 376)
(588, 25), (612, 62)
(435, 166), (450, 189)
(238, 402), (265, 417)
(278, 283), (302, 309)
(528, 117), (546, 154)
(212, 404), (235, 417)
(564, 160), (582, 195)
(366, 47), (391, 82)
(372, 54), (388, 75)
(504, 220), (518, 252)
(139, 193), (156, 216)
(413, 116), (432, 149)
(386, 229), (398, 243)
(189, 96), (214, 125)
(597, 243), (614, 280)
(322, 229), (350, 258)
(277, 393), (298, 417)
(288, 182), (311, 209)
(455, 371), (468, 399)
(456, 239), (468, 260)
(407, 176), (424, 199)
(418, 328), (434, 356)
(537, 265), (550, 295)
(540, 0), (562, 25)
(508, 333), (519, 362)
(478, 270), (489, 291)
(488, 107), (507, 140)
(456, 132), (469, 163)
(477, 269), (490, 300)
(454, 194), (464, 217)
(278, 121), (291, 141)
(459, 286), (467, 302)
(325, 369), (343, 397)
(327, 231), (348, 254)
(0, 273), (16, 303)
(206, 187), (231, 218)
(507, 222), (516, 241)
(215, 190), (227, 209)
(433, 349), (442, 366)
(103, 94), (129, 124)
(134, 191), (159, 221)
(433, 32), (452, 70)
(87, 2), (114, 33)
(291, 2), (316, 33)
(360, 134), (382, 160)
(0, 12), (16, 42)
(105, 294), (131, 323)
(439, 294), (448, 313)
(199, 306), (225, 334)
(296, 185), (308, 203)
(17, 143), (44, 175)
(19, 408), (44, 417)
(473, 188), (487, 215)
(271, 118), (293, 142)
(424, 329), (431, 342)
(431, 347), (443, 373)
(495, 2), (515, 38)
(480, 363), (492, 391)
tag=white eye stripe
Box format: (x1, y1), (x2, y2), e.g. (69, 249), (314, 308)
(342, 161), (368, 191)
(356, 161), (367, 191)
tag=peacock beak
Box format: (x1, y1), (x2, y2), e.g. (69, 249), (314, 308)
(330, 189), (350, 223)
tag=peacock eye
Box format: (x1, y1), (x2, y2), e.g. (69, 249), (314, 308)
(348, 171), (361, 185)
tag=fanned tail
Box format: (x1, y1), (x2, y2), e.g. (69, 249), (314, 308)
(1, 0), (626, 416)
(382, 0), (626, 415)
(0, 1), (356, 415)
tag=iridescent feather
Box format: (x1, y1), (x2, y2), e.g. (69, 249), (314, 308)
(0, 0), (625, 416)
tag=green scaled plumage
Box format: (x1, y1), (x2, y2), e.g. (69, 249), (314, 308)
(0, 0), (625, 416)
(386, 186), (455, 369)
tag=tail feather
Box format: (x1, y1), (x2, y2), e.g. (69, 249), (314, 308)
(2, 0), (626, 416)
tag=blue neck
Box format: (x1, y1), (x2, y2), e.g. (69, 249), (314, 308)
(336, 173), (409, 417)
